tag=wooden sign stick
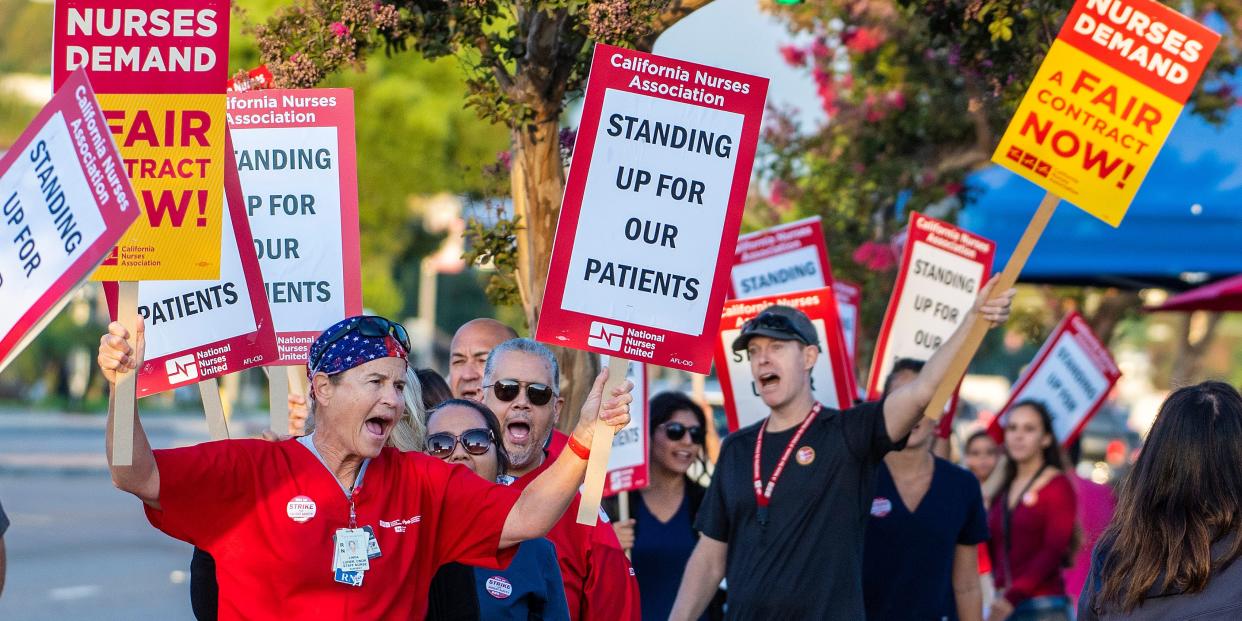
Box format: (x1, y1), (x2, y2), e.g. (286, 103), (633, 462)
(618, 490), (632, 559)
(576, 356), (631, 525)
(199, 377), (230, 440)
(110, 281), (139, 466)
(923, 192), (1060, 420)
(267, 365), (290, 434)
(287, 365), (310, 435)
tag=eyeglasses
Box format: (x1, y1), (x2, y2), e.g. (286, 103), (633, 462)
(310, 316), (410, 372)
(485, 380), (555, 406)
(425, 428), (495, 459)
(660, 422), (705, 444)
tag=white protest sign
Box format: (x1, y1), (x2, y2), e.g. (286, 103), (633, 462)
(729, 216), (832, 299)
(867, 212), (995, 400)
(228, 89), (363, 363)
(536, 43), (769, 373)
(602, 357), (649, 496)
(990, 312), (1121, 446)
(0, 70), (138, 373)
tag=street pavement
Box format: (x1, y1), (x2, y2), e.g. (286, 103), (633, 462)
(0, 410), (270, 620)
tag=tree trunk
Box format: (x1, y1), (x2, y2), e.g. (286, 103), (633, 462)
(1170, 311), (1222, 387)
(510, 116), (599, 432)
(1085, 288), (1140, 347)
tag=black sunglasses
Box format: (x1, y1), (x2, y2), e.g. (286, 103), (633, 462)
(425, 428), (494, 459)
(748, 313), (796, 334)
(485, 380), (555, 406)
(660, 422), (705, 444)
(310, 316), (410, 372)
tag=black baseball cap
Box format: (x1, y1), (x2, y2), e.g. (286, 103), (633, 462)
(731, 305), (820, 351)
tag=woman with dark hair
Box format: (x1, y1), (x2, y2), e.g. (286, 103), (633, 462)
(606, 391), (724, 621)
(987, 400), (1078, 621)
(965, 430), (1002, 486)
(415, 368), (453, 409)
(425, 399), (570, 621)
(1078, 381), (1242, 620)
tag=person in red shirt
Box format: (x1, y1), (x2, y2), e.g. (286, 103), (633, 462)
(96, 315), (632, 620)
(479, 338), (642, 621)
(987, 400), (1077, 621)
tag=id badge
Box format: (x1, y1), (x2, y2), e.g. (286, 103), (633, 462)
(333, 528), (371, 572)
(363, 525), (382, 560)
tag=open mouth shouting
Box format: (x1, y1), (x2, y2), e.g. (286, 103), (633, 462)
(758, 371), (781, 391)
(363, 414), (395, 442)
(505, 418), (533, 446)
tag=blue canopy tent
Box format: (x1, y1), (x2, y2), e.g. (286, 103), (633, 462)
(961, 104), (1242, 291)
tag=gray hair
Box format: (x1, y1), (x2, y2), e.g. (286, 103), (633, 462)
(483, 338), (560, 394)
(304, 366), (427, 451)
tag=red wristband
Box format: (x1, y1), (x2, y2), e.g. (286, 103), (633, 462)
(567, 434), (591, 460)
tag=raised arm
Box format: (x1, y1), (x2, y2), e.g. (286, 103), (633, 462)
(668, 535), (728, 621)
(883, 277), (1016, 442)
(98, 320), (161, 509)
(499, 368), (633, 548)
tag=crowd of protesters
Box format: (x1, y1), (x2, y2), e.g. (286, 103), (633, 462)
(87, 275), (1242, 620)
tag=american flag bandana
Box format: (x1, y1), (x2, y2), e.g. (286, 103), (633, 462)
(307, 316), (409, 381)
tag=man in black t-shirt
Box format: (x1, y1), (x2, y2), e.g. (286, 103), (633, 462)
(669, 279), (1015, 621)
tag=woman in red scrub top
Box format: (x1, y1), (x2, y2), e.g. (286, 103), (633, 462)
(96, 315), (632, 620)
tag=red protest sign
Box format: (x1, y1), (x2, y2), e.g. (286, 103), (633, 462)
(228, 89), (363, 364)
(602, 359), (650, 497)
(988, 312), (1121, 447)
(226, 65), (274, 93)
(833, 279), (862, 383)
(536, 44), (769, 372)
(0, 70), (139, 373)
(729, 216), (832, 299)
(715, 287), (855, 431)
(867, 212), (995, 400)
(103, 131), (278, 396)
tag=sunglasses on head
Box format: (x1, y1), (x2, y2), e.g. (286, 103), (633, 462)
(425, 428), (494, 459)
(486, 380), (555, 406)
(659, 422), (705, 444)
(310, 316), (410, 372)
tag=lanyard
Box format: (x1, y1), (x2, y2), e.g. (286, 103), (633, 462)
(753, 402), (821, 526)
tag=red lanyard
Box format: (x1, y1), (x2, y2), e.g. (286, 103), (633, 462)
(753, 402), (820, 525)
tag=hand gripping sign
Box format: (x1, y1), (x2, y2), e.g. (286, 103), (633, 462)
(53, 0), (231, 281)
(867, 212), (995, 408)
(601, 357), (650, 498)
(927, 0), (1220, 419)
(728, 216), (832, 299)
(0, 69), (139, 374)
(988, 312), (1121, 448)
(228, 88), (364, 432)
(103, 131), (278, 439)
(537, 43), (768, 524)
(715, 287), (856, 432)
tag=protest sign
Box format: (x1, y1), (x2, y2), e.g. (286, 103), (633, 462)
(602, 358), (650, 497)
(53, 0), (230, 280)
(833, 280), (861, 379)
(0, 69), (139, 374)
(103, 132), (277, 400)
(989, 312), (1120, 447)
(993, 0), (1219, 226)
(925, 0), (1218, 420)
(728, 216), (831, 299)
(227, 88), (363, 364)
(536, 43), (768, 524)
(715, 287), (855, 431)
(867, 212), (995, 405)
(537, 43), (768, 375)
(227, 65), (274, 93)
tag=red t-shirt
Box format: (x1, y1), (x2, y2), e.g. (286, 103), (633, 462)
(512, 440), (641, 621)
(145, 438), (520, 620)
(987, 473), (1077, 606)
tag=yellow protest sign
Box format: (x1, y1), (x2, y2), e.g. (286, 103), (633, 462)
(993, 0), (1220, 226)
(53, 1), (230, 280)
